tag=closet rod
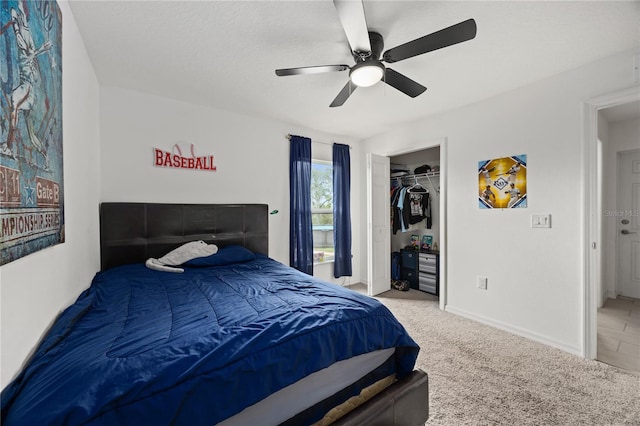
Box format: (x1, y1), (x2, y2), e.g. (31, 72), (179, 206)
(286, 134), (352, 149)
(392, 172), (440, 195)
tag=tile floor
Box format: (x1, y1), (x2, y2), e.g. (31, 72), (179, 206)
(597, 297), (640, 375)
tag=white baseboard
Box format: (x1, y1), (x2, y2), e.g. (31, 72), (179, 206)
(598, 290), (617, 308)
(445, 305), (583, 357)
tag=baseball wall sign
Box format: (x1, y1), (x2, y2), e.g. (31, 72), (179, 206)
(153, 143), (217, 172)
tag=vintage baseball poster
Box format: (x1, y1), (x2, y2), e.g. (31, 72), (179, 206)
(1, 1), (63, 265)
(478, 154), (527, 209)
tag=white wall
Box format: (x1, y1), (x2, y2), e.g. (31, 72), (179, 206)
(601, 117), (640, 299)
(359, 49), (639, 355)
(100, 86), (361, 285)
(0, 2), (101, 388)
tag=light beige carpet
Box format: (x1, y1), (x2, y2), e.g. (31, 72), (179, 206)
(369, 287), (640, 425)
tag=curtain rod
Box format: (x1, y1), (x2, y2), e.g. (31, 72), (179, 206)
(286, 134), (352, 149)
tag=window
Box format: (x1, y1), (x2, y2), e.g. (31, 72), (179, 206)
(311, 160), (334, 263)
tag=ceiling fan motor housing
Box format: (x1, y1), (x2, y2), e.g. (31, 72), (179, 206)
(349, 32), (386, 87)
(352, 31), (384, 62)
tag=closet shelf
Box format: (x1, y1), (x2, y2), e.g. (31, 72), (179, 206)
(390, 171), (440, 181)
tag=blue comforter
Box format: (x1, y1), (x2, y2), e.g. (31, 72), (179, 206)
(2, 256), (418, 425)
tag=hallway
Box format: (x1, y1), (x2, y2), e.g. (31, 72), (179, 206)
(597, 297), (640, 374)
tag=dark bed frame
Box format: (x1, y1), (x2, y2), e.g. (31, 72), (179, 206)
(99, 202), (429, 425)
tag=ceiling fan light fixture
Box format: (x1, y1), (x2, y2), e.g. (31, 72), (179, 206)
(349, 61), (384, 87)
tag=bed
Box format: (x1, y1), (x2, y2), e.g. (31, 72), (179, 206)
(1, 203), (429, 425)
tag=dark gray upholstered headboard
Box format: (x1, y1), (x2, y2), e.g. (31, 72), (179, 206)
(100, 203), (268, 271)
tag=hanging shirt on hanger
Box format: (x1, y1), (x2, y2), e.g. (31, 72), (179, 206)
(425, 192), (432, 229)
(390, 186), (402, 234)
(397, 187), (410, 233)
(407, 190), (429, 225)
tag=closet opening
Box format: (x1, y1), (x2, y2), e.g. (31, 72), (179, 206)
(366, 138), (446, 308)
(390, 146), (442, 302)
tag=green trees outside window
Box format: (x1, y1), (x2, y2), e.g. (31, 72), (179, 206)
(312, 161), (334, 262)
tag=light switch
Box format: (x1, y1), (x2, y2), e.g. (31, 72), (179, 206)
(531, 214), (551, 228)
(477, 276), (488, 290)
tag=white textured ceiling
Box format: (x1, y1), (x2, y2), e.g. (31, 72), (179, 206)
(68, 0), (640, 140)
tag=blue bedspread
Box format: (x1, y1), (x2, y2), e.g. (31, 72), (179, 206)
(2, 256), (418, 425)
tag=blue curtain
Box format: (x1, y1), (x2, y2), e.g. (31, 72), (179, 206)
(289, 135), (313, 275)
(333, 143), (352, 278)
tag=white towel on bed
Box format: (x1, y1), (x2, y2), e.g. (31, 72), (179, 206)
(145, 240), (218, 273)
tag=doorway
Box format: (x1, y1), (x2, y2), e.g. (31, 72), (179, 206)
(367, 138), (447, 310)
(585, 88), (640, 373)
(615, 149), (640, 299)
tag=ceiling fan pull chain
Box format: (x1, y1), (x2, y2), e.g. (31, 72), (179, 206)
(382, 71), (387, 97)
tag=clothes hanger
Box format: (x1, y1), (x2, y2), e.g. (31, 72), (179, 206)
(407, 177), (428, 193)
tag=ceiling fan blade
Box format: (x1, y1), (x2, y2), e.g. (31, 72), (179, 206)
(330, 81), (357, 107)
(333, 0), (371, 54)
(275, 64), (350, 77)
(383, 18), (477, 63)
(384, 68), (427, 98)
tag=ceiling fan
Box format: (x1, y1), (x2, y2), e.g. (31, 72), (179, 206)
(275, 0), (477, 107)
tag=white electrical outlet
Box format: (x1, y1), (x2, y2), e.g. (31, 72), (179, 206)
(477, 276), (488, 290)
(531, 214), (551, 228)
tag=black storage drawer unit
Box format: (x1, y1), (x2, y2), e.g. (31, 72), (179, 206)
(403, 267), (418, 288)
(400, 249), (439, 296)
(401, 250), (418, 269)
(400, 250), (419, 289)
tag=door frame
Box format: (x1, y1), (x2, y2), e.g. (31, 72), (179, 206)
(371, 137), (448, 309)
(583, 85), (640, 359)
